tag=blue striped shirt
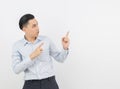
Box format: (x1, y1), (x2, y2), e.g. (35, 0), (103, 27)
(12, 35), (69, 80)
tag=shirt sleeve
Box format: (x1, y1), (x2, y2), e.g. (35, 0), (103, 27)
(49, 38), (69, 63)
(12, 44), (34, 74)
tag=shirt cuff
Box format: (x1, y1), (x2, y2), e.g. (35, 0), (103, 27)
(62, 48), (69, 54)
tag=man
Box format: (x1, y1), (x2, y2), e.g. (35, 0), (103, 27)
(12, 14), (70, 89)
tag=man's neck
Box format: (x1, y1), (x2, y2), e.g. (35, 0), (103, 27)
(24, 35), (37, 43)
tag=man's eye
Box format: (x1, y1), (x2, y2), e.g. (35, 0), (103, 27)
(32, 25), (36, 28)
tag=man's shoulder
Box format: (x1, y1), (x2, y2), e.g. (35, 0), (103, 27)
(14, 38), (24, 44)
(13, 38), (24, 48)
(38, 35), (50, 41)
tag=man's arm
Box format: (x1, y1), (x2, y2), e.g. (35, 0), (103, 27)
(49, 43), (69, 63)
(49, 32), (70, 62)
(12, 43), (44, 74)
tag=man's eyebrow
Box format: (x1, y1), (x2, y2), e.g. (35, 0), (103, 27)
(33, 22), (38, 25)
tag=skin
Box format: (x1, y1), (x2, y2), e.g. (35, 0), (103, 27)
(22, 18), (70, 60)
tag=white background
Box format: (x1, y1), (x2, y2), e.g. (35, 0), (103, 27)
(0, 0), (120, 89)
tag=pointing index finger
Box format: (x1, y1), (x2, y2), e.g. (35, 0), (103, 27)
(39, 42), (44, 48)
(66, 31), (70, 37)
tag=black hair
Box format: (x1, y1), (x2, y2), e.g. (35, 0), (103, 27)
(19, 14), (35, 30)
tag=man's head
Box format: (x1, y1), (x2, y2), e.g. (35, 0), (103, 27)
(19, 14), (39, 39)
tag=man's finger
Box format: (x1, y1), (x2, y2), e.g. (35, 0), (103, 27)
(40, 48), (43, 51)
(39, 42), (44, 48)
(62, 37), (69, 43)
(66, 31), (70, 37)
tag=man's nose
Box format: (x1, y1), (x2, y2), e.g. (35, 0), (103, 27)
(36, 28), (39, 32)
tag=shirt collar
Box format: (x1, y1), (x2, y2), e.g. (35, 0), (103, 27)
(23, 36), (42, 46)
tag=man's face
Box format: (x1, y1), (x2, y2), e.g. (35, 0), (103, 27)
(23, 18), (39, 38)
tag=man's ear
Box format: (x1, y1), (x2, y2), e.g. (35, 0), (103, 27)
(22, 27), (26, 32)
